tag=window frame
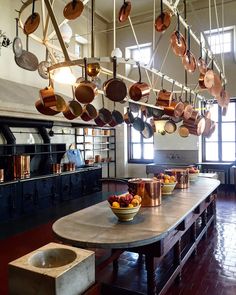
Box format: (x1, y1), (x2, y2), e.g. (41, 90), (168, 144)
(127, 113), (154, 164)
(204, 26), (235, 55)
(202, 99), (236, 163)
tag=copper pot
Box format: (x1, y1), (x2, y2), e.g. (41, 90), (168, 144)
(163, 101), (185, 117)
(165, 169), (189, 189)
(128, 178), (162, 207)
(156, 89), (173, 107)
(52, 163), (61, 174)
(198, 69), (214, 89)
(155, 10), (172, 32)
(118, 0), (131, 23)
(129, 63), (150, 102)
(80, 103), (98, 121)
(170, 30), (186, 57)
(13, 155), (30, 180)
(183, 116), (206, 136)
(63, 100), (82, 120)
(40, 85), (57, 108)
(182, 50), (196, 73)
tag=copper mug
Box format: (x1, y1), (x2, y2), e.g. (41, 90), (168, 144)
(0, 169), (4, 182)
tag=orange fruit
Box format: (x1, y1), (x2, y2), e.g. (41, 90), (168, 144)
(112, 201), (120, 208)
(133, 195), (142, 203)
(128, 203), (134, 208)
(164, 179), (170, 184)
(131, 199), (140, 207)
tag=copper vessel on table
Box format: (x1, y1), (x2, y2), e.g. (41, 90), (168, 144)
(0, 169), (4, 182)
(165, 169), (189, 189)
(128, 178), (162, 207)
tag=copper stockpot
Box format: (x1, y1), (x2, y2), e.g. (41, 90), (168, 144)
(165, 169), (189, 189)
(183, 116), (206, 136)
(156, 89), (172, 107)
(52, 163), (61, 174)
(13, 155), (30, 180)
(128, 178), (162, 207)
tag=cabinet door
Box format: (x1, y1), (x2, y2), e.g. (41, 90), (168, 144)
(70, 173), (83, 198)
(35, 177), (58, 209)
(0, 184), (19, 221)
(60, 174), (72, 201)
(21, 180), (37, 214)
(82, 169), (102, 195)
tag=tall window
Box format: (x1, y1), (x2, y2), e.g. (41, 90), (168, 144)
(128, 111), (154, 163)
(204, 27), (234, 54)
(126, 43), (152, 66)
(203, 100), (236, 162)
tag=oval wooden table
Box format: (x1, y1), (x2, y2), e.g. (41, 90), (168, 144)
(53, 178), (220, 295)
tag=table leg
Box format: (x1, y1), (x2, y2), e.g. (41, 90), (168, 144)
(145, 254), (157, 295)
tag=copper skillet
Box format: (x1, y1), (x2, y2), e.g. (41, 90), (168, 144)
(118, 0), (131, 23)
(23, 0), (40, 35)
(155, 0), (172, 32)
(63, 0), (84, 20)
(170, 13), (186, 57)
(182, 27), (196, 73)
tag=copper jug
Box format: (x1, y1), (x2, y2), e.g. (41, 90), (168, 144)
(165, 169), (189, 189)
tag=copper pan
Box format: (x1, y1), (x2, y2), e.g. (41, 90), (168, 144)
(170, 13), (186, 57)
(35, 99), (60, 116)
(163, 93), (184, 117)
(40, 83), (57, 108)
(80, 104), (98, 121)
(164, 120), (177, 134)
(182, 91), (193, 120)
(23, 0), (40, 35)
(94, 95), (112, 127)
(184, 116), (206, 136)
(75, 58), (98, 104)
(178, 125), (189, 137)
(51, 95), (67, 112)
(197, 43), (207, 74)
(209, 73), (222, 97)
(156, 76), (174, 107)
(129, 62), (150, 102)
(182, 27), (196, 73)
(216, 86), (230, 108)
(63, 100), (82, 120)
(124, 107), (134, 124)
(198, 69), (214, 89)
(63, 0), (84, 20)
(118, 0), (131, 23)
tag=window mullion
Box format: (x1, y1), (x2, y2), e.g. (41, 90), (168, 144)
(218, 104), (222, 161)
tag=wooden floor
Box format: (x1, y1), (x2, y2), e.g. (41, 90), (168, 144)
(0, 183), (236, 295)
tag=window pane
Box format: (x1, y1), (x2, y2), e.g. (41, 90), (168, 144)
(206, 123), (218, 141)
(143, 144), (154, 159)
(222, 102), (235, 121)
(209, 104), (219, 122)
(132, 47), (151, 65)
(205, 143), (219, 161)
(222, 123), (235, 141)
(132, 144), (141, 159)
(206, 29), (232, 54)
(222, 143), (236, 161)
(131, 128), (141, 142)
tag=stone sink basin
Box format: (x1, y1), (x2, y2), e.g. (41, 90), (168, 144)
(28, 248), (77, 268)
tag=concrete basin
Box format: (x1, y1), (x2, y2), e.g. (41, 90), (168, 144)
(28, 248), (77, 268)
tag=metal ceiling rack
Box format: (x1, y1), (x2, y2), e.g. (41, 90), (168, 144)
(163, 0), (226, 83)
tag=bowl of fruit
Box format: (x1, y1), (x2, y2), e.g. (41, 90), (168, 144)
(188, 167), (199, 182)
(108, 193), (142, 221)
(154, 174), (177, 195)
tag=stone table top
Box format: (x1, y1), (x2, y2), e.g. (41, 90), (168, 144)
(53, 178), (220, 249)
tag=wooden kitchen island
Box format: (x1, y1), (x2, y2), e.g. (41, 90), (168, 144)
(53, 178), (220, 295)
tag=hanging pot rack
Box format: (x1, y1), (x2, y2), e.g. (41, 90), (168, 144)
(16, 0), (226, 107)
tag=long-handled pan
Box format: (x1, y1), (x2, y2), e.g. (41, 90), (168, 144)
(15, 35), (39, 71)
(109, 102), (124, 127)
(170, 13), (186, 57)
(155, 0), (172, 32)
(103, 56), (127, 102)
(13, 18), (23, 58)
(63, 0), (84, 20)
(182, 26), (196, 73)
(23, 0), (40, 35)
(118, 0), (132, 23)
(38, 48), (51, 79)
(197, 42), (207, 74)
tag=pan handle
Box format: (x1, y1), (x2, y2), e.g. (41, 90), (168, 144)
(31, 0), (36, 21)
(84, 57), (88, 81)
(137, 62), (142, 83)
(113, 56), (117, 79)
(15, 18), (19, 37)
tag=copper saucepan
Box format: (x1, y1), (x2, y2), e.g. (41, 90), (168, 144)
(103, 56), (127, 102)
(129, 62), (150, 102)
(40, 83), (57, 108)
(170, 13), (186, 57)
(155, 0), (172, 32)
(80, 103), (98, 121)
(63, 0), (84, 20)
(182, 27), (196, 73)
(163, 93), (185, 118)
(124, 107), (134, 124)
(209, 73), (222, 97)
(118, 0), (131, 23)
(197, 42), (207, 74)
(63, 100), (83, 120)
(75, 58), (97, 104)
(35, 99), (60, 116)
(156, 76), (174, 107)
(94, 95), (112, 127)
(23, 0), (40, 35)
(109, 102), (124, 127)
